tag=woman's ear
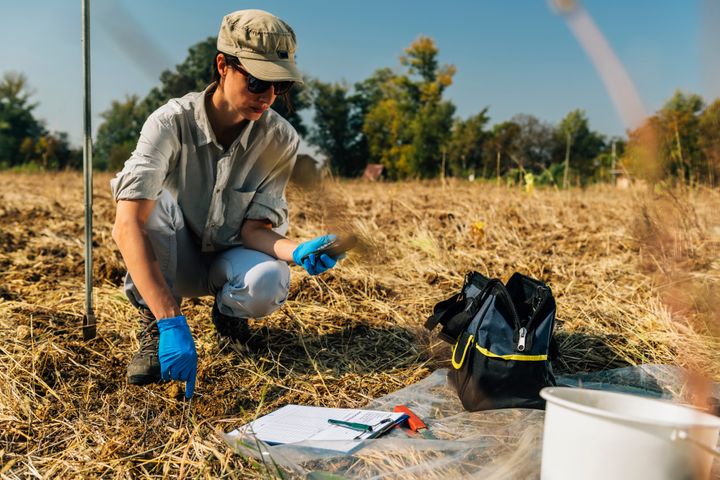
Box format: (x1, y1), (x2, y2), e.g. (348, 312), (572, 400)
(216, 54), (228, 80)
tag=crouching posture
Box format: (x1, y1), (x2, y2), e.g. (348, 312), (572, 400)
(110, 10), (341, 399)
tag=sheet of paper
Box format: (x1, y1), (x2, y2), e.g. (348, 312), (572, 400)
(230, 405), (406, 453)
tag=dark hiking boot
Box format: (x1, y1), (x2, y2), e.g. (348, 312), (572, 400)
(211, 304), (252, 352)
(126, 306), (161, 385)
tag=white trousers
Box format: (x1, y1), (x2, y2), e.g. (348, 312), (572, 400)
(124, 190), (291, 319)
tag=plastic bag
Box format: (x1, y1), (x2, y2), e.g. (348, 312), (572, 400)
(224, 366), (720, 479)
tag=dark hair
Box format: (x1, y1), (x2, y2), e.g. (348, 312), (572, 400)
(212, 52), (294, 113)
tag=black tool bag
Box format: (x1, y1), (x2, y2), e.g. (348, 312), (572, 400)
(424, 272), (557, 411)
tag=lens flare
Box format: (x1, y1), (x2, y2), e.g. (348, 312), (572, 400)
(551, 0), (646, 131)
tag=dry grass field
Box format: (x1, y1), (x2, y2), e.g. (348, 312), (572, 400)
(1, 171), (719, 478)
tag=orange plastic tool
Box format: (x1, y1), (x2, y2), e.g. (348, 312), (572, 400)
(393, 405), (427, 432)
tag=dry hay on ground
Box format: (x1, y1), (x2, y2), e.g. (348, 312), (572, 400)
(1, 172), (718, 478)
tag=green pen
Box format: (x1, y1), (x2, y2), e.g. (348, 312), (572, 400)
(327, 419), (372, 432)
(328, 418), (391, 432)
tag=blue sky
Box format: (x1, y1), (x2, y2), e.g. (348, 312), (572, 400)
(1, 0), (717, 152)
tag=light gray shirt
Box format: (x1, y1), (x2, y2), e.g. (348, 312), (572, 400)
(110, 85), (299, 253)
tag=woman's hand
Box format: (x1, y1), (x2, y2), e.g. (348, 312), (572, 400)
(157, 315), (197, 399)
(292, 234), (340, 276)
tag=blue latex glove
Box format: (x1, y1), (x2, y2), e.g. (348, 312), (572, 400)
(157, 315), (197, 399)
(292, 234), (340, 276)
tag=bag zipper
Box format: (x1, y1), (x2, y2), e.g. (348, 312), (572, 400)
(517, 327), (528, 352)
(492, 282), (530, 352)
(495, 280), (541, 352)
(518, 284), (552, 352)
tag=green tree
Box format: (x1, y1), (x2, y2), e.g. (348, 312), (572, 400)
(510, 114), (558, 174)
(447, 109), (490, 177)
(0, 72), (45, 167)
(140, 37), (218, 115)
(411, 96), (455, 178)
(352, 68), (396, 119)
(363, 97), (415, 178)
(28, 132), (81, 170)
(483, 121), (521, 180)
(698, 98), (720, 185)
(623, 90), (708, 184)
(400, 36), (439, 83)
(362, 36), (456, 179)
(94, 95), (145, 171)
(558, 109), (584, 188)
(49, 132), (82, 170)
(342, 68), (398, 171)
(403, 37), (456, 178)
(658, 90), (705, 183)
(308, 80), (367, 176)
(362, 70), (416, 178)
(593, 137), (625, 183)
(556, 109), (605, 187)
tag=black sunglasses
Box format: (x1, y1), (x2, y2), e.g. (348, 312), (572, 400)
(225, 58), (294, 95)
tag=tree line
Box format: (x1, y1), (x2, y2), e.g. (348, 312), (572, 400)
(1, 35), (718, 186)
(0, 72), (81, 170)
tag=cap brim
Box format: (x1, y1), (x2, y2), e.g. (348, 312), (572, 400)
(239, 57), (304, 84)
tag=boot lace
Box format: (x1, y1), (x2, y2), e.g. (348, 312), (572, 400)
(137, 307), (159, 355)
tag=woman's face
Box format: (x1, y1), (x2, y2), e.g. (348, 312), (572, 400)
(217, 56), (276, 121)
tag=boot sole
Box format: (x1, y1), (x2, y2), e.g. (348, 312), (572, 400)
(128, 373), (161, 385)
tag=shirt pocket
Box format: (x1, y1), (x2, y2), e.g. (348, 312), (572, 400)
(218, 189), (256, 243)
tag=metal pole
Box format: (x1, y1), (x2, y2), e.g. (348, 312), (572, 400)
(82, 0), (96, 340)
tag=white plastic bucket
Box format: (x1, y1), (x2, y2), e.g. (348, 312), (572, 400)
(540, 387), (720, 480)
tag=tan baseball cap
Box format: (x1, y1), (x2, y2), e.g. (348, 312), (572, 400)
(217, 9), (303, 84)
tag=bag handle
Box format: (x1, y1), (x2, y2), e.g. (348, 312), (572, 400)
(451, 332), (474, 369)
(424, 271), (488, 331)
(423, 292), (462, 331)
(671, 429), (720, 458)
(426, 277), (503, 344)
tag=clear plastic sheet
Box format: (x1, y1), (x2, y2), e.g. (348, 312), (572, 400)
(557, 364), (720, 400)
(224, 365), (720, 479)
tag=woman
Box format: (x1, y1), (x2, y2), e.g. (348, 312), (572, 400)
(110, 9), (341, 399)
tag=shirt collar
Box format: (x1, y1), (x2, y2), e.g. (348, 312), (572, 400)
(193, 84), (216, 147)
(194, 83), (255, 151)
(238, 118), (254, 150)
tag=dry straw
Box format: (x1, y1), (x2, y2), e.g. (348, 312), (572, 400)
(0, 172), (718, 478)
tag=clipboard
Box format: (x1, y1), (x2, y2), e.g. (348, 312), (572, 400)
(227, 404), (408, 453)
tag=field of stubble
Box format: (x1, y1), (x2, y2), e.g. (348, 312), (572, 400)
(1, 172), (718, 478)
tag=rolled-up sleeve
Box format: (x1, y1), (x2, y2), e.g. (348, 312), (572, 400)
(110, 111), (179, 201)
(246, 192), (289, 227)
(244, 129), (299, 228)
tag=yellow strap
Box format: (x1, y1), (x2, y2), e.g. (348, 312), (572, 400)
(451, 334), (475, 369)
(475, 344), (548, 361)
